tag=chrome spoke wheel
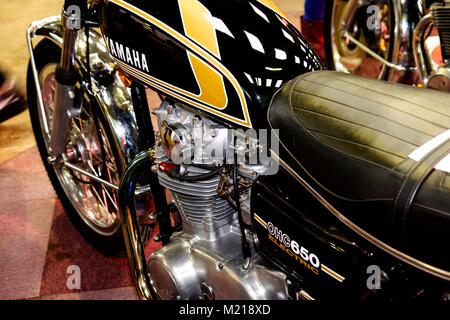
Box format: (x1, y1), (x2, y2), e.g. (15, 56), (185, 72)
(328, 0), (393, 80)
(28, 39), (154, 254)
(39, 64), (121, 236)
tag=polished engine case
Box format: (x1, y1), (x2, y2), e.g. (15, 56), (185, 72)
(147, 231), (289, 300)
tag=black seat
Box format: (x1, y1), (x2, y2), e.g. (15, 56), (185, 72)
(268, 71), (450, 270)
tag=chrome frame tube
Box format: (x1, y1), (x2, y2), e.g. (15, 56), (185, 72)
(388, 0), (425, 82)
(118, 150), (157, 300)
(412, 13), (433, 85)
(26, 16), (61, 152)
(389, 0), (402, 75)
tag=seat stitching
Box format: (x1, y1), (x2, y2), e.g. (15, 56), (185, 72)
(300, 73), (450, 119)
(290, 89), (445, 137)
(281, 82), (405, 177)
(270, 131), (398, 202)
(292, 105), (422, 148)
(309, 129), (407, 160)
(412, 202), (450, 218)
(293, 81), (450, 129)
(308, 72), (450, 116)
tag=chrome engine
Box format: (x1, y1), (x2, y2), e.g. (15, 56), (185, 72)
(147, 102), (288, 300)
(431, 1), (450, 61)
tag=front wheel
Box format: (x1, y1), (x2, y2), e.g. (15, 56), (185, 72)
(27, 39), (151, 254)
(324, 0), (395, 80)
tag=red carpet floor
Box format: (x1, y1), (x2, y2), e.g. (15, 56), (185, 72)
(0, 146), (147, 299)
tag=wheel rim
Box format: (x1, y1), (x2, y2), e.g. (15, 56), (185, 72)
(39, 63), (121, 236)
(330, 0), (392, 79)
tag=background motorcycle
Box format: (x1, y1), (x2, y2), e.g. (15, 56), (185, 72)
(26, 0), (449, 300)
(325, 0), (450, 91)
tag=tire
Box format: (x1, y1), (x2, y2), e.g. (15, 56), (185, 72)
(324, 0), (395, 80)
(27, 39), (151, 255)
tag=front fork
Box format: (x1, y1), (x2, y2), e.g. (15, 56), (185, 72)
(51, 4), (82, 160)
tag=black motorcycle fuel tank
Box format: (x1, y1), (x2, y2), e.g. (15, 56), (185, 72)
(100, 0), (322, 129)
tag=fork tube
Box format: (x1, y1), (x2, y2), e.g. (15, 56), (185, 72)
(51, 2), (82, 158)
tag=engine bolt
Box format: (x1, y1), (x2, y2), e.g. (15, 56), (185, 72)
(47, 156), (57, 165)
(153, 234), (161, 242)
(201, 282), (215, 300)
(192, 115), (201, 124)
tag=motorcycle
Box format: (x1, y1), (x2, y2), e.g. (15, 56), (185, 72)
(26, 0), (449, 300)
(325, 0), (450, 91)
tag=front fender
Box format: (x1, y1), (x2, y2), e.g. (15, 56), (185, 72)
(27, 16), (140, 169)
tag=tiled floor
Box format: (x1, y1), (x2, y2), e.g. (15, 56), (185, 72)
(0, 145), (138, 300)
(0, 1), (305, 300)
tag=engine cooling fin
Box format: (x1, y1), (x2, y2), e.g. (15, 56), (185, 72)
(432, 1), (450, 61)
(157, 165), (236, 239)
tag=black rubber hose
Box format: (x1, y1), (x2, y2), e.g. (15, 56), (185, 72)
(168, 166), (223, 182)
(191, 163), (219, 170)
